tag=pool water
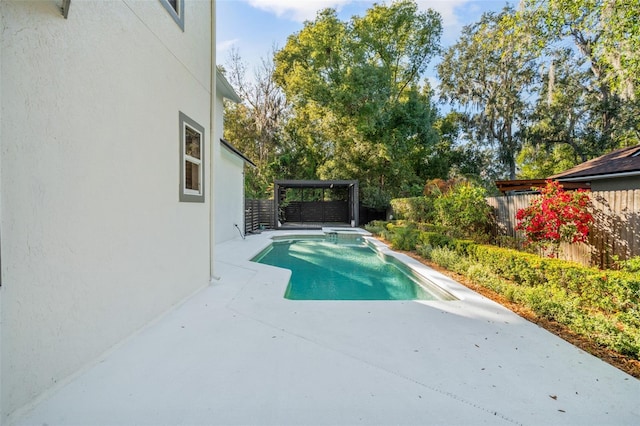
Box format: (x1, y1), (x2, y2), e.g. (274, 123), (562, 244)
(252, 237), (451, 301)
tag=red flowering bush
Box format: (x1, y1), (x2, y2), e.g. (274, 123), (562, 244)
(516, 180), (593, 256)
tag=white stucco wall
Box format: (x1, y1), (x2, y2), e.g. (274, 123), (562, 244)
(215, 142), (247, 244)
(1, 0), (213, 420)
(213, 87), (246, 244)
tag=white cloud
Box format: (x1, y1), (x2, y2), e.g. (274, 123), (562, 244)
(217, 38), (240, 53)
(242, 0), (488, 43)
(245, 0), (352, 22)
(416, 0), (467, 27)
(414, 0), (471, 44)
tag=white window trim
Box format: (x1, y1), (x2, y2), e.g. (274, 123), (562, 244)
(183, 126), (203, 195)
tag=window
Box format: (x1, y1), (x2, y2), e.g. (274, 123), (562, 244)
(179, 112), (205, 202)
(159, 0), (184, 31)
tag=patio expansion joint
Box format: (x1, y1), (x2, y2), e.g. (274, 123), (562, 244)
(217, 265), (261, 309)
(224, 303), (523, 426)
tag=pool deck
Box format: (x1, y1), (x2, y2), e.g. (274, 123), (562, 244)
(13, 230), (640, 425)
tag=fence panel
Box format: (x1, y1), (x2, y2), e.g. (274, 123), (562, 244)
(244, 199), (257, 234)
(245, 199), (275, 234)
(284, 201), (349, 223)
(488, 189), (640, 268)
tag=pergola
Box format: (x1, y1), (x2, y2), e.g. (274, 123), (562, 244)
(274, 180), (359, 229)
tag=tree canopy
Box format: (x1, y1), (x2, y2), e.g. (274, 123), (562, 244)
(223, 0), (640, 210)
(272, 1), (443, 207)
(513, 0), (640, 170)
(437, 6), (538, 179)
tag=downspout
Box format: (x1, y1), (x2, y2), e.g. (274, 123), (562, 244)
(209, 0), (219, 282)
(0, 7), (3, 419)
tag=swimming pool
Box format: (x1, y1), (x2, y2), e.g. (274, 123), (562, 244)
(251, 234), (456, 301)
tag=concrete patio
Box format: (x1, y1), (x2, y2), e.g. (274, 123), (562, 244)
(12, 230), (640, 425)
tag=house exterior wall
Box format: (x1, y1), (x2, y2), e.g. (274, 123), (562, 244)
(0, 0), (213, 420)
(215, 145), (246, 243)
(213, 96), (245, 244)
(589, 176), (640, 191)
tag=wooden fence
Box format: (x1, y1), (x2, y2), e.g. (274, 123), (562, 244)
(283, 201), (349, 224)
(487, 189), (640, 268)
(245, 199), (275, 234)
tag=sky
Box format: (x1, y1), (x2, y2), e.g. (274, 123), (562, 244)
(216, 0), (518, 85)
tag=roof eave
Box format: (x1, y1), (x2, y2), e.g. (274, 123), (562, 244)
(215, 70), (242, 103)
(220, 139), (256, 168)
(557, 170), (640, 182)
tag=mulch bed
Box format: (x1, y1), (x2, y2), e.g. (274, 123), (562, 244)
(381, 239), (640, 379)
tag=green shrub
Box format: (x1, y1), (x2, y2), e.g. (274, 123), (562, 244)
(415, 223), (450, 233)
(573, 311), (640, 358)
(464, 243), (640, 311)
(433, 182), (493, 239)
(494, 235), (525, 250)
(430, 247), (470, 275)
(522, 285), (577, 323)
(419, 232), (452, 249)
(619, 256), (640, 273)
(370, 220), (389, 228)
(453, 239), (475, 256)
(380, 229), (393, 242)
(466, 263), (509, 295)
(364, 220), (389, 236)
(390, 196), (435, 223)
(389, 224), (420, 251)
(416, 244), (433, 259)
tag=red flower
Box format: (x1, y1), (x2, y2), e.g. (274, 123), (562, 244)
(515, 180), (593, 257)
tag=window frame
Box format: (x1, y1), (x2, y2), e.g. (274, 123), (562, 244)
(159, 0), (184, 31)
(179, 112), (205, 203)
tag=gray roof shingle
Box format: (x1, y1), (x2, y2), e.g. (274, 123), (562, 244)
(550, 144), (640, 180)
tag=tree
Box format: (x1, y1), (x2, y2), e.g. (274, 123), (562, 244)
(222, 49), (292, 198)
(432, 111), (506, 191)
(516, 0), (640, 150)
(599, 0), (640, 101)
(433, 181), (493, 238)
(437, 6), (538, 179)
(521, 0), (639, 101)
(516, 142), (577, 179)
(274, 1), (443, 208)
(521, 48), (610, 173)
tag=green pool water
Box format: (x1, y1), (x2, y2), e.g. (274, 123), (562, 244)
(252, 237), (452, 301)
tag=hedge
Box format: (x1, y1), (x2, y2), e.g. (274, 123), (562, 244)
(464, 244), (640, 316)
(389, 197), (434, 223)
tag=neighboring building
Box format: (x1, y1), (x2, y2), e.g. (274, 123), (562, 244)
(550, 144), (640, 191)
(0, 0), (237, 421)
(495, 144), (640, 194)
